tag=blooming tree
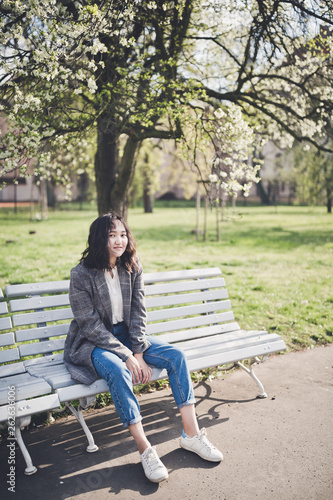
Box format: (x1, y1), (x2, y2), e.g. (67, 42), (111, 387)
(208, 105), (260, 199)
(0, 1), (332, 215)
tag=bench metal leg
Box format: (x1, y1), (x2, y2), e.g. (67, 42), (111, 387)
(65, 402), (99, 453)
(15, 418), (38, 475)
(237, 357), (268, 398)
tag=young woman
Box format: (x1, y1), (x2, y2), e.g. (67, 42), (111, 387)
(64, 213), (223, 483)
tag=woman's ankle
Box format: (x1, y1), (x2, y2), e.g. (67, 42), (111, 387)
(128, 422), (151, 454)
(138, 442), (151, 455)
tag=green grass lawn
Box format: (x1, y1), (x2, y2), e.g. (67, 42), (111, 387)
(0, 202), (332, 351)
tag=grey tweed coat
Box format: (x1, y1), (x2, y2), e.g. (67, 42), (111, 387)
(63, 261), (151, 385)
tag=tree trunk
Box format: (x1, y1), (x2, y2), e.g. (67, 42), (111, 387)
(257, 178), (270, 204)
(327, 187), (332, 213)
(110, 137), (140, 220)
(40, 179), (48, 220)
(143, 187), (153, 213)
(94, 113), (141, 219)
(142, 152), (153, 213)
(94, 115), (119, 215)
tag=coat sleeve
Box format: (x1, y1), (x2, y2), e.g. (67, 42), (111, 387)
(128, 264), (151, 354)
(69, 266), (132, 361)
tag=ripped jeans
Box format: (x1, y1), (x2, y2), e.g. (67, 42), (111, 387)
(91, 322), (195, 428)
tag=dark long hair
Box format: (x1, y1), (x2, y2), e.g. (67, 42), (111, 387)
(80, 213), (139, 272)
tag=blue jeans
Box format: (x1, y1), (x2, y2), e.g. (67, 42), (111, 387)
(91, 322), (196, 428)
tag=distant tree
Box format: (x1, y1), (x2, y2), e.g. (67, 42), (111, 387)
(286, 140), (333, 212)
(130, 140), (162, 212)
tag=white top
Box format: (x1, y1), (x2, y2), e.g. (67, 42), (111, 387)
(104, 267), (124, 324)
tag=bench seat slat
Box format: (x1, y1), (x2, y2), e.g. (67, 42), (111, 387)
(10, 294), (70, 313)
(15, 323), (70, 342)
(55, 367), (169, 403)
(146, 289), (228, 309)
(147, 311), (235, 335)
(26, 364), (76, 389)
(12, 307), (73, 327)
(19, 338), (66, 357)
(0, 394), (60, 421)
(56, 377), (109, 402)
(0, 374), (52, 405)
(147, 299), (231, 322)
(145, 277), (226, 296)
(186, 338), (287, 373)
(143, 267), (222, 284)
(180, 331), (284, 358)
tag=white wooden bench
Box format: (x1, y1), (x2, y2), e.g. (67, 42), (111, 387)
(0, 268), (286, 475)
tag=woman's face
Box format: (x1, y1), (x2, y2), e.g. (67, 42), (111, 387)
(108, 220), (128, 265)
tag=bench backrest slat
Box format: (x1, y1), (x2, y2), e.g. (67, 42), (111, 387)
(143, 267), (222, 284)
(15, 324), (69, 343)
(5, 280), (70, 297)
(0, 361), (26, 377)
(158, 322), (240, 344)
(12, 308), (73, 327)
(0, 302), (8, 315)
(19, 338), (66, 357)
(9, 294), (70, 313)
(0, 317), (12, 331)
(145, 277), (226, 296)
(147, 310), (235, 335)
(0, 347), (20, 364)
(0, 332), (15, 347)
(24, 353), (64, 368)
(147, 299), (231, 322)
(146, 289), (228, 308)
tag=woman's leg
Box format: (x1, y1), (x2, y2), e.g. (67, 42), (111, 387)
(143, 337), (223, 462)
(143, 337), (200, 434)
(91, 347), (142, 429)
(128, 421), (150, 454)
(143, 336), (196, 410)
(179, 403), (199, 437)
(91, 346), (168, 482)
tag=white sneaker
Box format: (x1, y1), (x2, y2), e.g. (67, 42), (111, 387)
(180, 428), (223, 462)
(140, 446), (169, 483)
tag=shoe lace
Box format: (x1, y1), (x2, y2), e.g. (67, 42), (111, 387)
(145, 447), (160, 468)
(198, 428), (216, 450)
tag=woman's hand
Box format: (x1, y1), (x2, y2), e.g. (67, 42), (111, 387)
(135, 353), (153, 385)
(125, 353), (153, 385)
